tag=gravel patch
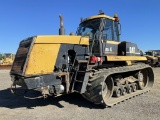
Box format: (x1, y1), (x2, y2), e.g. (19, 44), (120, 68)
(0, 68), (160, 120)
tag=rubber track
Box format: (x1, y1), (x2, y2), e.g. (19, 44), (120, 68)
(82, 64), (154, 107)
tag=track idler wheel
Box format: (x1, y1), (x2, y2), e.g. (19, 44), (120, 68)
(82, 75), (115, 107)
(101, 76), (114, 103)
(82, 75), (114, 107)
(137, 69), (149, 90)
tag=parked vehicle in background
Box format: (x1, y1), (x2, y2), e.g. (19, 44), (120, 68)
(145, 50), (160, 67)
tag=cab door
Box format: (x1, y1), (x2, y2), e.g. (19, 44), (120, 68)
(101, 19), (119, 56)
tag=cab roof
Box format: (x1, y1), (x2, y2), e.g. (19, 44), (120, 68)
(81, 14), (115, 23)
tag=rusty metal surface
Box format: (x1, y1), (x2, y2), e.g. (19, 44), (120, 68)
(0, 65), (12, 70)
(57, 72), (70, 93)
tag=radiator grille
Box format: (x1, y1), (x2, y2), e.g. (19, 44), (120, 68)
(11, 38), (33, 74)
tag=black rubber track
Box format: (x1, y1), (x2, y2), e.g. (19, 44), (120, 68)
(82, 64), (154, 107)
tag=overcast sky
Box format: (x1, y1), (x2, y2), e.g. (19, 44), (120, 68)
(0, 0), (159, 53)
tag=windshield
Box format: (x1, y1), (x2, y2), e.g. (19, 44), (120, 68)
(145, 52), (152, 56)
(77, 19), (101, 39)
(77, 18), (119, 41)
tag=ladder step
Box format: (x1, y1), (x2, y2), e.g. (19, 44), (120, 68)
(72, 60), (89, 93)
(78, 60), (88, 63)
(73, 90), (80, 93)
(74, 80), (83, 83)
(77, 71), (86, 73)
(77, 71), (86, 75)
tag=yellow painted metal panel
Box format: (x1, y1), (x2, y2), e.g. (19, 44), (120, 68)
(25, 43), (60, 75)
(125, 61), (132, 66)
(34, 35), (89, 45)
(146, 56), (157, 59)
(107, 56), (147, 61)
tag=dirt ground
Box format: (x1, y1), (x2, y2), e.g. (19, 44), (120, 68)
(0, 68), (160, 120)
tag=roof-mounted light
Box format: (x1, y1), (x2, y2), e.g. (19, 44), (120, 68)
(114, 14), (119, 22)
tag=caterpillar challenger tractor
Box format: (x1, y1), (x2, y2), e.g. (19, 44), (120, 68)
(10, 11), (154, 107)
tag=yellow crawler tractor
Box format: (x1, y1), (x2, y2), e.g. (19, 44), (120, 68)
(10, 11), (154, 107)
(0, 53), (15, 70)
(145, 50), (160, 67)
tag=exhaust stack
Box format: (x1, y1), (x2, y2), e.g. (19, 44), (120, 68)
(59, 14), (65, 35)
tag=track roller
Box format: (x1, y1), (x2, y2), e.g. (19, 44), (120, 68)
(113, 86), (122, 97)
(132, 83), (138, 92)
(126, 84), (132, 93)
(120, 85), (127, 95)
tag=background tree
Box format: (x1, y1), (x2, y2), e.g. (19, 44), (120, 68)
(0, 53), (4, 60)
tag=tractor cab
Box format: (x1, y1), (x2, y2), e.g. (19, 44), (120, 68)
(77, 11), (121, 56)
